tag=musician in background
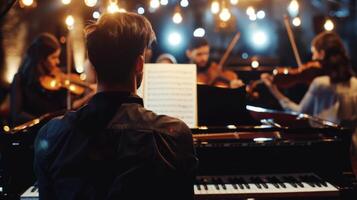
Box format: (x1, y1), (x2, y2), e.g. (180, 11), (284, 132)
(34, 12), (197, 200)
(186, 37), (243, 88)
(156, 53), (177, 64)
(261, 32), (357, 127)
(10, 33), (95, 126)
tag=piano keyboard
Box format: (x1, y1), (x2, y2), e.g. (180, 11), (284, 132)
(194, 173), (339, 199)
(21, 173), (339, 200)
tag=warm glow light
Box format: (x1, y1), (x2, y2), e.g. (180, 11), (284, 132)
(292, 17), (301, 27)
(246, 6), (255, 16)
(84, 0), (97, 7)
(230, 0), (239, 5)
(288, 0), (299, 17)
(21, 0), (34, 6)
(251, 31), (268, 49)
(65, 15), (74, 29)
(150, 0), (160, 9)
(256, 10), (265, 19)
(193, 28), (205, 37)
(180, 0), (189, 8)
(211, 1), (220, 14)
(3, 126), (10, 132)
(168, 32), (182, 46)
(137, 7), (145, 15)
(173, 12), (183, 24)
(324, 19), (334, 31)
(160, 0), (168, 5)
(251, 60), (260, 69)
(61, 0), (71, 5)
(92, 11), (100, 19)
(107, 1), (120, 13)
(219, 8), (231, 22)
(249, 14), (257, 21)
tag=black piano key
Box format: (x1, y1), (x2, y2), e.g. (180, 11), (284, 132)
(31, 186), (37, 193)
(197, 184), (201, 190)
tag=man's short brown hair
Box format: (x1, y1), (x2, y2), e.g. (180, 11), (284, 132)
(85, 12), (155, 84)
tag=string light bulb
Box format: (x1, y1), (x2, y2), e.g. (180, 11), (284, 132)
(21, 0), (34, 6)
(211, 1), (220, 14)
(180, 0), (189, 8)
(150, 0), (160, 9)
(292, 17), (301, 27)
(288, 0), (299, 17)
(219, 8), (231, 22)
(324, 19), (334, 31)
(251, 60), (259, 69)
(107, 0), (120, 13)
(84, 0), (97, 7)
(160, 0), (168, 5)
(173, 11), (183, 24)
(65, 15), (75, 30)
(62, 0), (71, 5)
(246, 6), (255, 16)
(230, 0), (239, 5)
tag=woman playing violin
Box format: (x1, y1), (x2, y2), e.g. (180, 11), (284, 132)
(186, 37), (243, 88)
(10, 33), (95, 125)
(261, 31), (357, 126)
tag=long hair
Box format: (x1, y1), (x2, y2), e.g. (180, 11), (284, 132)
(312, 31), (354, 83)
(18, 33), (60, 86)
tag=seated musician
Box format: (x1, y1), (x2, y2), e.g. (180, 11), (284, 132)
(10, 33), (95, 126)
(34, 12), (198, 200)
(186, 37), (243, 88)
(261, 31), (357, 126)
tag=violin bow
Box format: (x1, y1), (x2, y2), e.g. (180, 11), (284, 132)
(218, 32), (241, 67)
(207, 32), (240, 85)
(283, 15), (303, 67)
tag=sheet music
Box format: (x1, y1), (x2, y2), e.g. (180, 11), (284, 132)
(139, 64), (197, 128)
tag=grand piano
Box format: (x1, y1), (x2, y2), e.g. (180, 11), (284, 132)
(2, 85), (357, 200)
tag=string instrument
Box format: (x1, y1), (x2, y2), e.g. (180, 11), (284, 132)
(39, 67), (94, 96)
(247, 16), (324, 97)
(197, 32), (241, 88)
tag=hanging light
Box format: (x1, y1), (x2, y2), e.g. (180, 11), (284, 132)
(246, 6), (255, 16)
(193, 28), (206, 37)
(65, 15), (75, 30)
(150, 0), (160, 9)
(256, 10), (265, 19)
(62, 0), (71, 5)
(160, 0), (168, 5)
(219, 8), (231, 22)
(84, 0), (97, 7)
(92, 11), (100, 19)
(137, 7), (145, 15)
(173, 11), (183, 24)
(230, 0), (239, 5)
(288, 0), (299, 17)
(324, 19), (334, 31)
(21, 0), (34, 6)
(180, 0), (189, 7)
(211, 1), (220, 14)
(292, 17), (301, 27)
(107, 0), (120, 13)
(251, 60), (260, 69)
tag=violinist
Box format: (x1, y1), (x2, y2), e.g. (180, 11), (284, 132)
(261, 31), (357, 126)
(10, 33), (95, 125)
(186, 37), (243, 88)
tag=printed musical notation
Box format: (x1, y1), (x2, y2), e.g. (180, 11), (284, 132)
(139, 64), (197, 128)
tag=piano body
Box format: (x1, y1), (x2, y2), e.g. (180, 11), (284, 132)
(2, 85), (357, 199)
(192, 124), (357, 199)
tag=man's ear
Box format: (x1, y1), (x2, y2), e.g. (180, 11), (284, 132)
(135, 55), (144, 73)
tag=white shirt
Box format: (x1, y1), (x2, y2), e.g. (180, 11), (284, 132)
(279, 76), (357, 124)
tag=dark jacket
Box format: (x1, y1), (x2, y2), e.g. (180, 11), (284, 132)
(34, 91), (198, 200)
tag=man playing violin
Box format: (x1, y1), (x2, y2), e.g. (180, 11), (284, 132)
(186, 37), (243, 88)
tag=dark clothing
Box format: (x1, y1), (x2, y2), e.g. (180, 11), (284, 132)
(34, 92), (198, 200)
(10, 73), (69, 125)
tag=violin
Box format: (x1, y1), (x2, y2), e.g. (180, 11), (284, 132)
(246, 61), (323, 99)
(197, 32), (242, 88)
(39, 67), (95, 95)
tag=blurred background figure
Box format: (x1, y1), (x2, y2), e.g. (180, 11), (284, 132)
(156, 53), (177, 64)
